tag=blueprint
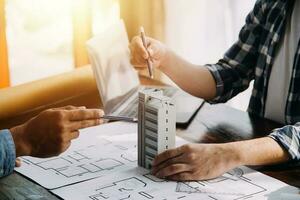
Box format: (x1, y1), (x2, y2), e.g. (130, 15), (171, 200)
(52, 166), (299, 200)
(15, 122), (138, 189)
(15, 122), (299, 199)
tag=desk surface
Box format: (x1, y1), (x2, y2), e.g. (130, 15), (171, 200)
(1, 79), (299, 199)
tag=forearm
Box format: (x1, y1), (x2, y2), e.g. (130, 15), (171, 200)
(159, 50), (216, 100)
(227, 137), (289, 166)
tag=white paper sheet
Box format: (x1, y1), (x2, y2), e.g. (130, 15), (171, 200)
(15, 122), (138, 189)
(52, 166), (299, 200)
(15, 122), (186, 189)
(15, 121), (299, 199)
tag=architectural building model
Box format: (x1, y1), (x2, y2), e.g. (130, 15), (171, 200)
(138, 89), (176, 169)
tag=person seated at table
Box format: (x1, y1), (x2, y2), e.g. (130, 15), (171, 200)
(0, 106), (104, 177)
(130, 0), (300, 181)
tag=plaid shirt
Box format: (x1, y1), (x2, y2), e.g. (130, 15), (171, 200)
(206, 0), (300, 160)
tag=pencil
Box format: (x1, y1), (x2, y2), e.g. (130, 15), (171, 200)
(140, 26), (154, 79)
(101, 115), (138, 122)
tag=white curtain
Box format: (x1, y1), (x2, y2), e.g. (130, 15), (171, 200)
(164, 0), (256, 111)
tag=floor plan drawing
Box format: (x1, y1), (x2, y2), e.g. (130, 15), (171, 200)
(15, 122), (139, 189)
(16, 122), (299, 199)
(52, 166), (298, 200)
(89, 177), (150, 200)
(54, 168), (194, 200)
(175, 168), (267, 200)
(87, 176), (192, 200)
(22, 153), (124, 179)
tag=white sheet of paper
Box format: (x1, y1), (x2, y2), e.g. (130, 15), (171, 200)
(15, 122), (186, 189)
(15, 121), (299, 199)
(52, 166), (299, 200)
(15, 122), (138, 189)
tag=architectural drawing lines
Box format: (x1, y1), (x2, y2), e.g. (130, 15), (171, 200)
(176, 168), (268, 200)
(22, 156), (125, 178)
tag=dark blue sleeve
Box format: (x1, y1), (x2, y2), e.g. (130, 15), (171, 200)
(0, 129), (16, 177)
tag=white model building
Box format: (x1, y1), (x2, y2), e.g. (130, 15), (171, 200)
(138, 89), (176, 169)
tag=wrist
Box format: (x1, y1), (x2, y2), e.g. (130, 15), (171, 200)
(222, 143), (245, 167)
(159, 47), (172, 72)
(10, 124), (31, 157)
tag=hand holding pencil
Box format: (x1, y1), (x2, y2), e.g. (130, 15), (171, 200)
(129, 27), (167, 78)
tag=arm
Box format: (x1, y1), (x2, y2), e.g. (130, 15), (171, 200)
(268, 123), (300, 160)
(0, 106), (104, 178)
(130, 36), (217, 100)
(235, 123), (300, 167)
(130, 1), (266, 103)
(230, 137), (289, 165)
(160, 50), (217, 100)
(9, 106), (104, 158)
(152, 119), (300, 181)
(151, 137), (289, 181)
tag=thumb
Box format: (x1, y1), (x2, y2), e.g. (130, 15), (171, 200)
(15, 158), (22, 167)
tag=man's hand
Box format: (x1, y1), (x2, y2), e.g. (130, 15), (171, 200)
(10, 106), (104, 158)
(129, 36), (167, 70)
(151, 143), (241, 181)
(151, 137), (290, 181)
(129, 35), (217, 100)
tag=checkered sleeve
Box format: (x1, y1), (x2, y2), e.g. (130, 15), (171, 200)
(206, 0), (266, 103)
(269, 123), (300, 161)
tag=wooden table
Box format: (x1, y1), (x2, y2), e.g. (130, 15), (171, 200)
(1, 78), (299, 199)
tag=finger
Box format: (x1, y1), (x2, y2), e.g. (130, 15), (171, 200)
(130, 55), (148, 67)
(147, 44), (159, 58)
(70, 130), (80, 140)
(152, 154), (186, 175)
(68, 109), (104, 121)
(153, 147), (184, 167)
(132, 62), (147, 69)
(62, 130), (80, 141)
(130, 45), (150, 65)
(167, 172), (194, 181)
(61, 142), (72, 154)
(130, 55), (147, 68)
(70, 119), (103, 130)
(129, 43), (145, 60)
(155, 164), (191, 178)
(51, 106), (86, 111)
(131, 36), (149, 59)
(15, 158), (22, 167)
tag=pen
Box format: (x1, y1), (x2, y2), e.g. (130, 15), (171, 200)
(101, 115), (138, 122)
(140, 26), (154, 79)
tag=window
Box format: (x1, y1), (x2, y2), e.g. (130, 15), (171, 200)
(4, 0), (119, 86)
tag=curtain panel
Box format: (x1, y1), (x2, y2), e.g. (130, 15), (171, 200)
(119, 0), (165, 41)
(0, 0), (10, 88)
